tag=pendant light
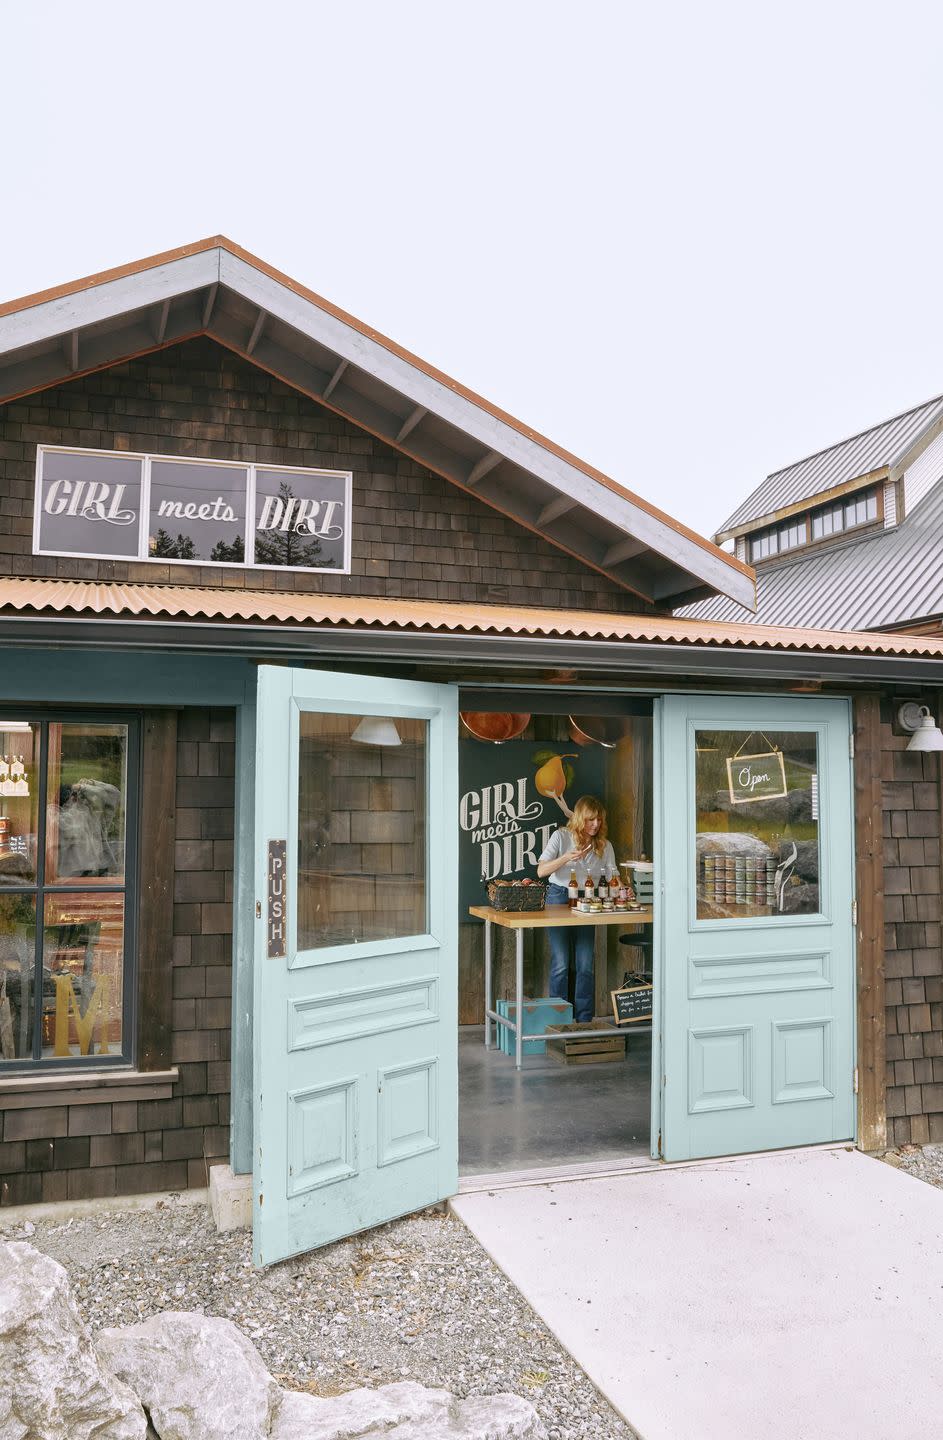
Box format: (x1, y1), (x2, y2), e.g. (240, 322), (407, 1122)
(350, 716), (402, 747)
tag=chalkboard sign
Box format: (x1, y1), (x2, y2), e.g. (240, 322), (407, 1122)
(459, 740), (604, 916)
(611, 984), (653, 1025)
(726, 749), (787, 806)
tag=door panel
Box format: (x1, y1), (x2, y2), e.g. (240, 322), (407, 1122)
(253, 665), (457, 1265)
(659, 696), (855, 1161)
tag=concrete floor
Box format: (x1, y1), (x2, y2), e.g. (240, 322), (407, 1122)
(458, 1024), (652, 1177)
(453, 1147), (943, 1440)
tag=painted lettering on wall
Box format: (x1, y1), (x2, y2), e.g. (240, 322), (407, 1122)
(458, 741), (605, 914)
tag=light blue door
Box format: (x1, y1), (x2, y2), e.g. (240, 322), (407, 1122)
(253, 665), (458, 1266)
(657, 696), (855, 1161)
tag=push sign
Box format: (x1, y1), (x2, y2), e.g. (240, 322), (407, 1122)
(267, 840), (287, 959)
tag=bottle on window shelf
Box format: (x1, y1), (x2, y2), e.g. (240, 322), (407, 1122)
(567, 868), (579, 908)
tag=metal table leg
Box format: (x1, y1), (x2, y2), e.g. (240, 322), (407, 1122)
(484, 918), (492, 1049)
(515, 927), (524, 1070)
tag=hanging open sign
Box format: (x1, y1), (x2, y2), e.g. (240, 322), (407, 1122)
(726, 749), (787, 805)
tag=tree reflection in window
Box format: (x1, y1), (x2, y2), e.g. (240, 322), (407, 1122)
(254, 482), (324, 568)
(150, 529), (196, 560)
(211, 535), (245, 562)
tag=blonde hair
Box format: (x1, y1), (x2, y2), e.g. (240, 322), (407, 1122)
(567, 795), (608, 857)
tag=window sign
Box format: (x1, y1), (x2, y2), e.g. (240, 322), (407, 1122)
(35, 451), (142, 559)
(149, 459), (248, 563)
(254, 467), (348, 569)
(34, 446), (352, 573)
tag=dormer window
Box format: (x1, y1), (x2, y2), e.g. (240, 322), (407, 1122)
(749, 486), (881, 562)
(749, 517), (807, 562)
(810, 488), (878, 540)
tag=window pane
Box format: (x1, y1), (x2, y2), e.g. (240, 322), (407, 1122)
(41, 893), (124, 1060)
(297, 713), (427, 949)
(148, 460), (247, 562)
(253, 467), (347, 570)
(0, 720), (40, 886)
(695, 730), (820, 920)
(36, 450), (141, 558)
(46, 724), (128, 883)
(0, 894), (36, 1061)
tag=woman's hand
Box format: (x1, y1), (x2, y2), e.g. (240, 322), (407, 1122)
(562, 845), (592, 865)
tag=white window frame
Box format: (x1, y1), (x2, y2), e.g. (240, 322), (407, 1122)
(33, 445), (354, 575)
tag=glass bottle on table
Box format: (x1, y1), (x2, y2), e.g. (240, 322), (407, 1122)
(611, 869), (623, 902)
(597, 870), (609, 901)
(583, 873), (595, 902)
(567, 868), (579, 908)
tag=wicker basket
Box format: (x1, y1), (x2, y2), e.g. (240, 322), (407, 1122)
(486, 880), (547, 912)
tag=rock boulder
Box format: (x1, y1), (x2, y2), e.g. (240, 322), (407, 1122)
(97, 1311), (281, 1440)
(0, 1241), (146, 1440)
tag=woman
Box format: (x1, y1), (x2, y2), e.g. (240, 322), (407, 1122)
(537, 795), (617, 1023)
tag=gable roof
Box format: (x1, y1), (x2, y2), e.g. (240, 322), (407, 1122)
(685, 475), (943, 630)
(717, 392), (943, 539)
(0, 237), (753, 612)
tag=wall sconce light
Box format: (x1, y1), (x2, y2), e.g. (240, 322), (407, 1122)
(898, 702), (943, 752)
(351, 716), (401, 747)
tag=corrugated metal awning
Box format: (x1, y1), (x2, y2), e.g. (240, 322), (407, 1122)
(3, 577), (943, 659)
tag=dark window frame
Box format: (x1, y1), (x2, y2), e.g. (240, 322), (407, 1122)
(0, 709), (141, 1074)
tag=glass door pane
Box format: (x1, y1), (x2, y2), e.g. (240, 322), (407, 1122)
(297, 713), (427, 949)
(694, 729), (820, 920)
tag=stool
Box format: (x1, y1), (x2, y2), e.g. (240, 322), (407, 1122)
(618, 931), (653, 984)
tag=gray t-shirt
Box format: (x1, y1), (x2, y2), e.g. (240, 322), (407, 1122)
(539, 827), (617, 887)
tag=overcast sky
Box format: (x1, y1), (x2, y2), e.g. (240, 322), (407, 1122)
(3, 2), (942, 541)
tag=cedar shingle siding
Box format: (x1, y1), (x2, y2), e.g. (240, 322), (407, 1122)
(882, 703), (943, 1145)
(0, 337), (648, 614)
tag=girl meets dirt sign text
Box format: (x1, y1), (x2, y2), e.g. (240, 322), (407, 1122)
(458, 741), (603, 913)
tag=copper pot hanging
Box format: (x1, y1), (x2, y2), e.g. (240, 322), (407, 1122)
(568, 715), (624, 749)
(459, 712), (531, 743)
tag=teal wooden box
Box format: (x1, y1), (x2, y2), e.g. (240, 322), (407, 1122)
(497, 997), (573, 1055)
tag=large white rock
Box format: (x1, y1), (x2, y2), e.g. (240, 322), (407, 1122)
(0, 1241), (146, 1440)
(97, 1311), (280, 1440)
(271, 1381), (546, 1440)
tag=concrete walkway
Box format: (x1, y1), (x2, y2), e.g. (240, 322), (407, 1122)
(452, 1147), (943, 1440)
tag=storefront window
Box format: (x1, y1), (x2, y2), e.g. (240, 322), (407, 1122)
(0, 717), (136, 1069)
(297, 713), (427, 950)
(694, 730), (820, 920)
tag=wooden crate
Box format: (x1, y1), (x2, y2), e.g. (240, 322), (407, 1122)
(545, 1020), (626, 1065)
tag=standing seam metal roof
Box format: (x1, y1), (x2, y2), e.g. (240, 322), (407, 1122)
(719, 393), (943, 534)
(687, 476), (943, 630)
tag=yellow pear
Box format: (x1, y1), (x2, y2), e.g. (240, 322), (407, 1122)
(534, 754), (577, 799)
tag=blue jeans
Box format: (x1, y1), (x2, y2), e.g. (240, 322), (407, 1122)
(546, 882), (596, 1022)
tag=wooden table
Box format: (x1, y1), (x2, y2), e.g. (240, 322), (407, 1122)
(468, 903), (654, 1070)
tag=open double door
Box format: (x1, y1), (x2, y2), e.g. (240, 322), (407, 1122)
(252, 669), (856, 1265)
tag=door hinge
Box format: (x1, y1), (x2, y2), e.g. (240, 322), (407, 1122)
(849, 732), (855, 759)
(852, 899), (858, 926)
(854, 1066), (859, 1094)
(255, 900), (262, 919)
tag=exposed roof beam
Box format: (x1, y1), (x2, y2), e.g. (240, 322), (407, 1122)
(62, 330), (79, 372)
(153, 299), (171, 345)
(202, 283), (218, 329)
(396, 405), (427, 444)
(323, 357), (348, 400)
(246, 307), (267, 355)
(467, 450), (502, 487)
(603, 536), (647, 567)
(537, 494), (577, 527)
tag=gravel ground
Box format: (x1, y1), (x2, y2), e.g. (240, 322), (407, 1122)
(882, 1141), (943, 1190)
(1, 1200), (638, 1440)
